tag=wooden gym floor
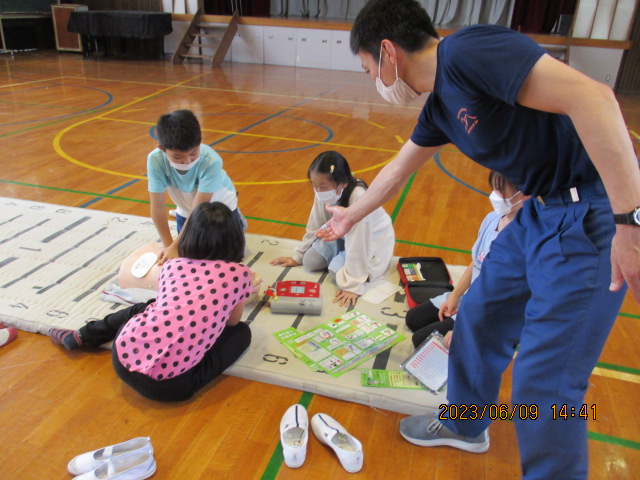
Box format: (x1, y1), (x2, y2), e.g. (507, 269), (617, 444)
(0, 50), (639, 479)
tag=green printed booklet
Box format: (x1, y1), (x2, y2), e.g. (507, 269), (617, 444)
(273, 310), (405, 378)
(360, 368), (424, 390)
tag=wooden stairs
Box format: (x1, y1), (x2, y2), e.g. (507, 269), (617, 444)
(171, 9), (239, 67)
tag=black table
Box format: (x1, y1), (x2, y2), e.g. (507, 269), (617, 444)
(67, 10), (173, 59)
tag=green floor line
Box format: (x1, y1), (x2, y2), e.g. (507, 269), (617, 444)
(261, 391), (314, 480)
(595, 362), (640, 376)
(0, 179), (151, 204)
(619, 312), (640, 320)
(395, 238), (471, 255)
(245, 216), (306, 228)
(588, 431), (640, 450)
(390, 172), (417, 223)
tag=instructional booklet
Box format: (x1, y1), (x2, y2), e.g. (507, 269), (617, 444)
(400, 262), (425, 282)
(360, 368), (424, 390)
(400, 331), (449, 394)
(274, 310), (405, 378)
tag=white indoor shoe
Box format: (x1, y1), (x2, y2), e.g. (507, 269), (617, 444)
(67, 437), (153, 476)
(280, 404), (309, 468)
(72, 451), (156, 480)
(311, 413), (363, 473)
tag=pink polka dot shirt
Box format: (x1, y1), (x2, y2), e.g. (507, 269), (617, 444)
(116, 258), (253, 380)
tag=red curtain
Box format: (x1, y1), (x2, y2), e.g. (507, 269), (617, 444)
(510, 0), (577, 34)
(204, 0), (271, 17)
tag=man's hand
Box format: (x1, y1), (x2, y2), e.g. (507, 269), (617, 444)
(334, 289), (359, 307)
(270, 257), (301, 267)
(315, 205), (355, 241)
(610, 226), (640, 303)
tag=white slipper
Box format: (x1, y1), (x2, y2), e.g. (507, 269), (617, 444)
(311, 413), (363, 473)
(67, 437), (153, 476)
(72, 451), (156, 480)
(280, 404), (309, 468)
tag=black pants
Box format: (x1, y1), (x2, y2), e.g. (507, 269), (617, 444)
(79, 300), (251, 402)
(405, 301), (455, 348)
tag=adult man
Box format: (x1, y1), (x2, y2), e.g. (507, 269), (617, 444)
(317, 1), (640, 478)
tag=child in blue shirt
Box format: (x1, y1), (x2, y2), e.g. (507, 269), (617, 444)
(148, 109), (246, 263)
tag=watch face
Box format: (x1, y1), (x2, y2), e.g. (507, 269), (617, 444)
(634, 208), (640, 225)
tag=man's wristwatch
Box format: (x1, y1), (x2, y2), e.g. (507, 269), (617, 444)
(613, 207), (640, 226)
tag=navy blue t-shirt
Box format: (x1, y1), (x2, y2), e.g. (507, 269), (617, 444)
(410, 25), (599, 197)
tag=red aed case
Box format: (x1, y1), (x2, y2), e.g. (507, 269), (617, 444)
(397, 257), (453, 308)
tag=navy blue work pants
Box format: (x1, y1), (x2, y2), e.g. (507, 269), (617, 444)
(444, 180), (625, 479)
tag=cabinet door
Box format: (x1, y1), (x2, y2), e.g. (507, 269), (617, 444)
(231, 24), (264, 64)
(296, 28), (331, 69)
(52, 5), (88, 52)
(330, 30), (361, 72)
(264, 26), (296, 66)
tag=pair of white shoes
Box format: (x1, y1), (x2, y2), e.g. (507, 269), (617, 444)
(280, 404), (364, 473)
(67, 437), (156, 479)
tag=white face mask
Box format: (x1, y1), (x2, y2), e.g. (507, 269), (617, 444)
(375, 45), (420, 106)
(489, 190), (522, 215)
(315, 188), (343, 205)
(169, 155), (200, 172)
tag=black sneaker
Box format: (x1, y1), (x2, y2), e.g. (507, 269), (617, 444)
(399, 415), (489, 453)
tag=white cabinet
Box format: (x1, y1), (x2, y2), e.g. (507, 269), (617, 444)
(231, 24), (264, 64)
(264, 26), (296, 66)
(330, 30), (361, 72)
(296, 28), (332, 69)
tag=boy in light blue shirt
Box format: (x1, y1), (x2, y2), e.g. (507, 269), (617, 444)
(147, 109), (246, 262)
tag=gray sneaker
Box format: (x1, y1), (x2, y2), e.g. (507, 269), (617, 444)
(399, 415), (489, 453)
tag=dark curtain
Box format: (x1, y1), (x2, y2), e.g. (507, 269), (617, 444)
(205, 0), (271, 16)
(510, 0), (577, 34)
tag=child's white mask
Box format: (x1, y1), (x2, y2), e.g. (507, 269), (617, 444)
(169, 156), (200, 172)
(489, 190), (522, 215)
(315, 188), (342, 205)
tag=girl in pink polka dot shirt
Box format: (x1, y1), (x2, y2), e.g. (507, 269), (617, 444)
(50, 202), (257, 401)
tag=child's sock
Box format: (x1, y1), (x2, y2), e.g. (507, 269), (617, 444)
(49, 328), (83, 350)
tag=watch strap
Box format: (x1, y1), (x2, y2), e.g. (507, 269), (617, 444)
(613, 207), (640, 226)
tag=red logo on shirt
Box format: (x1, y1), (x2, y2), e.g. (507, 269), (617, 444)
(458, 108), (478, 134)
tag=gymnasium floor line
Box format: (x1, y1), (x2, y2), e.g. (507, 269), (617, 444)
(53, 84), (403, 181)
(0, 103), (129, 139)
(52, 72), (212, 178)
(97, 116), (402, 167)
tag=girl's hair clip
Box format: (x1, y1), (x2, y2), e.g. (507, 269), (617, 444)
(329, 165), (335, 173)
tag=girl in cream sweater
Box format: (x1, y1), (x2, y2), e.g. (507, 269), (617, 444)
(271, 151), (395, 307)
